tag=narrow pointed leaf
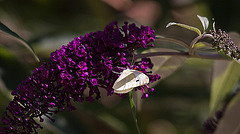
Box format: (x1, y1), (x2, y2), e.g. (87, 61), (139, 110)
(209, 60), (240, 115)
(0, 21), (40, 62)
(166, 22), (202, 36)
(197, 15), (209, 32)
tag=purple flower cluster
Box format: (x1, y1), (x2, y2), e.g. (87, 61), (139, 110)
(0, 22), (160, 133)
(211, 29), (240, 62)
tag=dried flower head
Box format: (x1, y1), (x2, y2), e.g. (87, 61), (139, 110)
(211, 29), (240, 62)
(0, 22), (160, 134)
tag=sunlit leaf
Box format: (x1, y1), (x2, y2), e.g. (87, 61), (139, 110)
(214, 92), (240, 134)
(0, 21), (40, 62)
(194, 42), (210, 49)
(209, 60), (240, 115)
(166, 22), (202, 36)
(193, 42), (214, 53)
(197, 15), (209, 32)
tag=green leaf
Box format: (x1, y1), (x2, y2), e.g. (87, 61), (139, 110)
(141, 48), (186, 84)
(192, 42), (213, 53)
(209, 60), (240, 115)
(166, 22), (202, 36)
(197, 15), (209, 32)
(0, 21), (40, 62)
(194, 42), (210, 49)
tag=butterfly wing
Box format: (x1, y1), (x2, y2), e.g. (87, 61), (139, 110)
(131, 70), (149, 86)
(113, 69), (137, 93)
(113, 69), (149, 94)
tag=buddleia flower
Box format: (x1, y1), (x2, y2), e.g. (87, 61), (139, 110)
(0, 22), (160, 134)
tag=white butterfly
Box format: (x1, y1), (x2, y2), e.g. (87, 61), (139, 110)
(113, 69), (149, 94)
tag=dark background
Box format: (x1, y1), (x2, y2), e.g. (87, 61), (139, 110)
(0, 0), (239, 133)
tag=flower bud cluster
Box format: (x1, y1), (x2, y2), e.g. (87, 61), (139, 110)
(211, 29), (240, 62)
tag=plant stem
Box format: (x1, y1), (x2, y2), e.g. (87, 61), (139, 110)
(189, 35), (203, 55)
(189, 34), (214, 55)
(129, 92), (142, 134)
(134, 51), (225, 60)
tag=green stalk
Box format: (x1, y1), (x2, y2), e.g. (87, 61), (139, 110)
(129, 92), (142, 134)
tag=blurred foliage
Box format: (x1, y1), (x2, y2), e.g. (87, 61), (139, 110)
(207, 0), (240, 32)
(0, 0), (240, 134)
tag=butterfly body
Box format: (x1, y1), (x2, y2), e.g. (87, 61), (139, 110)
(113, 69), (149, 93)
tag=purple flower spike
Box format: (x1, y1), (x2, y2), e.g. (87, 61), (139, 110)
(0, 21), (160, 134)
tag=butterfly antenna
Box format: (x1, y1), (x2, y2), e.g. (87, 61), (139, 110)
(131, 50), (135, 66)
(111, 70), (121, 74)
